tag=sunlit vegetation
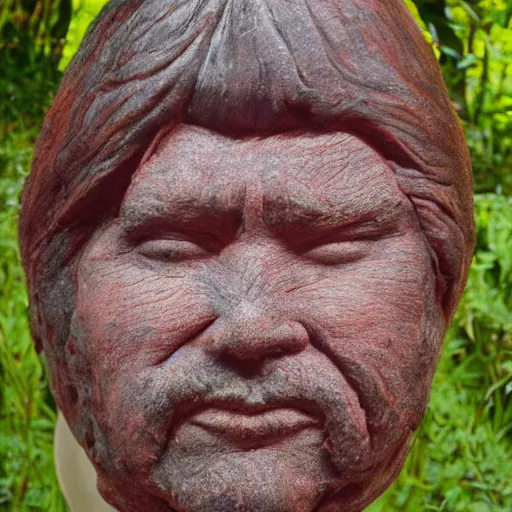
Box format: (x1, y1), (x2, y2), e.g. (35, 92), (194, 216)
(1, 1), (511, 510)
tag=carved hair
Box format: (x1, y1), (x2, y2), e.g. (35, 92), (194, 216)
(19, 0), (474, 354)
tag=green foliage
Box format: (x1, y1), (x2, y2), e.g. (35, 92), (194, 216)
(0, 1), (510, 511)
(416, 1), (512, 193)
(454, 194), (512, 439)
(0, 1), (71, 131)
(0, 0), (72, 80)
(0, 79), (67, 510)
(59, 0), (108, 70)
(404, 0), (442, 57)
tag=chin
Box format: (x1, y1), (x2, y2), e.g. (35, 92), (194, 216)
(154, 443), (336, 512)
(95, 434), (411, 512)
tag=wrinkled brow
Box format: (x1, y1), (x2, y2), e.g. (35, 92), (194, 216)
(262, 184), (407, 243)
(120, 183), (246, 242)
(119, 128), (409, 243)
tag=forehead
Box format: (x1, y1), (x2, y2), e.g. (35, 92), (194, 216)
(121, 124), (404, 224)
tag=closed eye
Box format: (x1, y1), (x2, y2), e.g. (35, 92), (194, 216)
(137, 238), (210, 262)
(301, 240), (371, 265)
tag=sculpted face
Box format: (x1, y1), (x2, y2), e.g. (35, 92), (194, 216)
(19, 1), (475, 510)
(68, 125), (441, 511)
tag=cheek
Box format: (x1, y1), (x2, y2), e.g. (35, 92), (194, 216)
(299, 238), (436, 337)
(73, 257), (216, 375)
(291, 238), (443, 411)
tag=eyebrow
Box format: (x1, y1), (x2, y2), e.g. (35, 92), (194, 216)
(262, 187), (406, 244)
(121, 191), (245, 243)
(122, 189), (404, 249)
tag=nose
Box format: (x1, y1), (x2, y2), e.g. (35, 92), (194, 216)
(207, 300), (309, 363)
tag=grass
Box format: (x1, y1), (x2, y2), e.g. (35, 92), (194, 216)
(0, 111), (68, 512)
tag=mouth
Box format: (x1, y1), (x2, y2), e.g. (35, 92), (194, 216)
(181, 403), (323, 448)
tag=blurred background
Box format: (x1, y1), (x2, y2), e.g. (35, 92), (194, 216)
(0, 0), (511, 510)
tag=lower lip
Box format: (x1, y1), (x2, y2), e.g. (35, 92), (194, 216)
(187, 408), (321, 447)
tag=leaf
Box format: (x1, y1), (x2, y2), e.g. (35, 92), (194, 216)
(457, 53), (479, 70)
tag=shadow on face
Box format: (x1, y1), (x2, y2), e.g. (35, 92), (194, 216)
(64, 125), (444, 512)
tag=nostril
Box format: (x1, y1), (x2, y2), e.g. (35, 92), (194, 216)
(215, 353), (263, 378)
